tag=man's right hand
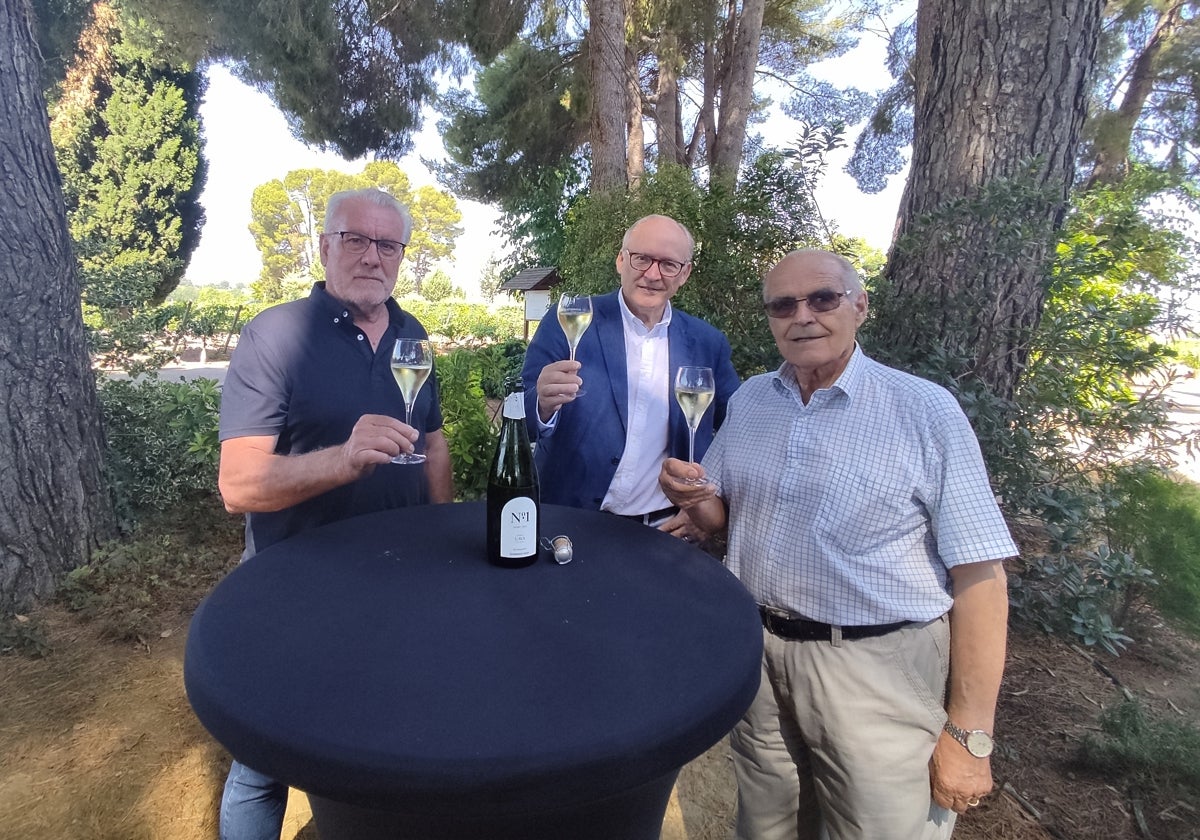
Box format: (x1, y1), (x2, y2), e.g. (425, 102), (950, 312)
(536, 360), (583, 421)
(340, 414), (419, 475)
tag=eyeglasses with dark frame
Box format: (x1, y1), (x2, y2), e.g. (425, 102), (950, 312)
(624, 250), (690, 279)
(328, 231), (407, 260)
(763, 289), (855, 318)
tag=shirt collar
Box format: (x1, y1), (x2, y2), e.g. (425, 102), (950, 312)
(309, 282), (407, 332)
(771, 344), (865, 402)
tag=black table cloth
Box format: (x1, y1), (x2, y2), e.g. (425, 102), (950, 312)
(185, 502), (762, 839)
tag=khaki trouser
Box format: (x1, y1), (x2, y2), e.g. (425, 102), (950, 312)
(731, 616), (957, 840)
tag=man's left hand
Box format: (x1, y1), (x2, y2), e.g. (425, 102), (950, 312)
(929, 730), (993, 814)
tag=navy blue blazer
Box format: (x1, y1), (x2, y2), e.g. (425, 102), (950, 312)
(521, 290), (741, 510)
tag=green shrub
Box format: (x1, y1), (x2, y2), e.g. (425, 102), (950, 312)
(1078, 700), (1200, 793)
(98, 374), (221, 524)
(0, 613), (51, 658)
(437, 348), (504, 500)
(1106, 470), (1200, 636)
(1008, 545), (1158, 655)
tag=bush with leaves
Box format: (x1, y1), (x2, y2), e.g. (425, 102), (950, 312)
(436, 348), (503, 500)
(1104, 469), (1200, 635)
(98, 374), (221, 525)
(1008, 545), (1158, 655)
(402, 300), (523, 346)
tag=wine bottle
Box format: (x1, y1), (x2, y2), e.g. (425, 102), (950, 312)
(486, 379), (540, 568)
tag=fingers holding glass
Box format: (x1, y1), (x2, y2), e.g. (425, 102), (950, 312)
(390, 338), (432, 464)
(674, 366), (715, 486)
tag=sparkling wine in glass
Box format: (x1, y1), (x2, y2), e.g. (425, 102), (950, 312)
(390, 338), (433, 464)
(557, 294), (593, 396)
(674, 366), (715, 486)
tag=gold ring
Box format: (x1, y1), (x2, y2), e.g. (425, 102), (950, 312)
(967, 797), (980, 807)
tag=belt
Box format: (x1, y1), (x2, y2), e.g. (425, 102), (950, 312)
(758, 606), (913, 642)
(616, 506), (679, 524)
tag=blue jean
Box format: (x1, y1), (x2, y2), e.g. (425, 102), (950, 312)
(220, 759), (287, 840)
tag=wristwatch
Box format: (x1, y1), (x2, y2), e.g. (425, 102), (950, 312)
(943, 720), (994, 758)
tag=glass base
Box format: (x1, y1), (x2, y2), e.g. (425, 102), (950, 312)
(390, 453), (427, 465)
(680, 476), (710, 486)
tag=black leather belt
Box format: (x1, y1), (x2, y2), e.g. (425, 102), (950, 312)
(758, 606), (913, 642)
(616, 506), (679, 524)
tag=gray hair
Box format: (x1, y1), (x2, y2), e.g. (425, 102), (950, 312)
(324, 189), (414, 243)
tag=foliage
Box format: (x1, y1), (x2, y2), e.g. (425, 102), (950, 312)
(435, 0), (865, 264)
(48, 2), (206, 366)
(58, 498), (241, 641)
(845, 2), (1200, 193)
(1077, 699), (1200, 794)
(1105, 470), (1200, 636)
(402, 300), (524, 345)
(435, 348), (501, 500)
(420, 270), (458, 302)
(0, 614), (52, 658)
(862, 170), (1196, 536)
(1008, 545), (1158, 656)
(559, 156), (829, 377)
(97, 375), (221, 525)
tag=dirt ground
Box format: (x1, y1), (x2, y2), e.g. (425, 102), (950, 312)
(2, 564), (1198, 840)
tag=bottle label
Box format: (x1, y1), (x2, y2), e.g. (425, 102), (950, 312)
(500, 496), (537, 557)
(503, 391), (525, 420)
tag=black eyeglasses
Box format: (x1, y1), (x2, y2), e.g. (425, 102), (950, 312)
(763, 289), (855, 318)
(328, 231), (407, 260)
(624, 250), (690, 278)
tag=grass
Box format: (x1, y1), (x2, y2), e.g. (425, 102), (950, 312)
(1077, 700), (1200, 795)
(57, 495), (242, 641)
(1107, 471), (1200, 637)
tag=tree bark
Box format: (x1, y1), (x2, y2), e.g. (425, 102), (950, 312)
(585, 0), (629, 192)
(0, 0), (115, 613)
(625, 40), (645, 186)
(880, 0), (1103, 402)
(711, 0), (765, 184)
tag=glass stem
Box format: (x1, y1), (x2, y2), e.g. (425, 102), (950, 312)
(688, 429), (696, 464)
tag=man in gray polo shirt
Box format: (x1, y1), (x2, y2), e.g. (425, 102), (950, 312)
(216, 188), (453, 839)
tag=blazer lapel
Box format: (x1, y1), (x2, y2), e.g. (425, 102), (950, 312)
(594, 291), (630, 433)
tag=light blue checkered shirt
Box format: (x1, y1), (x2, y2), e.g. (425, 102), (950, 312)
(705, 347), (1016, 626)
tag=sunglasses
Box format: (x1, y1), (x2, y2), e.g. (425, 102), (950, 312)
(763, 289), (854, 318)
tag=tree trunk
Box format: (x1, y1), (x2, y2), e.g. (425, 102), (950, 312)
(880, 0), (1103, 402)
(0, 0), (115, 613)
(711, 0), (765, 184)
(586, 0), (629, 192)
(1086, 0), (1186, 187)
(653, 32), (683, 166)
(626, 40), (645, 186)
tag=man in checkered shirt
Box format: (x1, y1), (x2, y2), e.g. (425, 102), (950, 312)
(660, 249), (1016, 840)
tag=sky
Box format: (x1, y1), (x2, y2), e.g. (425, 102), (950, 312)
(184, 43), (907, 296)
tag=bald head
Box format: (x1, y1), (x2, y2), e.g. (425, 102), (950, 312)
(764, 249), (863, 299)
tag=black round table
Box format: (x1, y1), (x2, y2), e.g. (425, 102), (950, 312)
(185, 502), (761, 839)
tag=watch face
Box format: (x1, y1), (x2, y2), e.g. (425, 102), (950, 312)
(965, 730), (994, 758)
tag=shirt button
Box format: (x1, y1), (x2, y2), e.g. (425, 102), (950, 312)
(357, 335), (364, 341)
(611, 457), (620, 465)
(333, 317), (339, 323)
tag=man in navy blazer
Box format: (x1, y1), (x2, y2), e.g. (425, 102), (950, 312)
(521, 214), (740, 536)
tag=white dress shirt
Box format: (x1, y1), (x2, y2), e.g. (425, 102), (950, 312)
(599, 295), (675, 516)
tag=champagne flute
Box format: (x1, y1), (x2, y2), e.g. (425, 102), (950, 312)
(674, 366), (715, 486)
(389, 338), (433, 464)
(557, 294), (593, 396)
